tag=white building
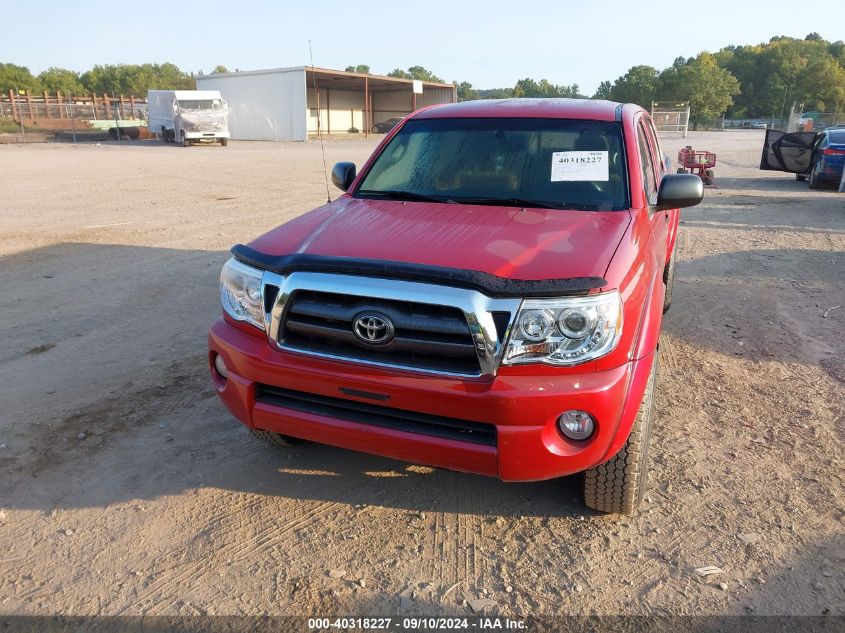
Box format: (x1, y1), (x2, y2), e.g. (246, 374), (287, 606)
(195, 66), (457, 142)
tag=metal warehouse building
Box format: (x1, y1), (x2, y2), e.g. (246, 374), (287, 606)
(195, 66), (457, 141)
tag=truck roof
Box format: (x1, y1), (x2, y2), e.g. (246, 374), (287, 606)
(413, 98), (631, 122)
(147, 90), (223, 99)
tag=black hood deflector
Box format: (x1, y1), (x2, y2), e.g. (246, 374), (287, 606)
(231, 244), (606, 298)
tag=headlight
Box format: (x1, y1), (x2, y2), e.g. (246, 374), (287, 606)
(502, 291), (622, 366)
(220, 258), (265, 330)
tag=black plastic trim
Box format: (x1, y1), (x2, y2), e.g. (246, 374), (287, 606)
(232, 245), (606, 298)
(338, 387), (390, 402)
(255, 384), (497, 447)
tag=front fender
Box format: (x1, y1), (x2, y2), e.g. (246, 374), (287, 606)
(598, 351), (656, 464)
(632, 258), (665, 361)
(594, 209), (666, 463)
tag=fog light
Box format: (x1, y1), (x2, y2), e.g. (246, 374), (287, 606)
(213, 354), (229, 379)
(557, 410), (595, 440)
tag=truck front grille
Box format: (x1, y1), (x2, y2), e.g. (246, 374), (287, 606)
(255, 384), (497, 446)
(279, 290), (482, 375)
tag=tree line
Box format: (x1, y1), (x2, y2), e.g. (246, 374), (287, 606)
(347, 64), (581, 101)
(595, 34), (845, 124)
(3, 32), (842, 126)
(0, 62), (201, 96)
(367, 33), (845, 126)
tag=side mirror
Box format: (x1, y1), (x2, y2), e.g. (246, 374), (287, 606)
(331, 162), (356, 191)
(655, 173), (704, 210)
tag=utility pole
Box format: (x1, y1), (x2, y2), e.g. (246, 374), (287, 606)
(780, 85), (789, 120)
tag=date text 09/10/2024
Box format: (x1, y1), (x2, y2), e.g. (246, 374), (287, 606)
(307, 617), (527, 630)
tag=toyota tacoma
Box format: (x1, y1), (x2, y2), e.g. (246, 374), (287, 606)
(208, 99), (703, 515)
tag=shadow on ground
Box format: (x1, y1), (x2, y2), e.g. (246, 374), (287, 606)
(0, 233), (841, 513)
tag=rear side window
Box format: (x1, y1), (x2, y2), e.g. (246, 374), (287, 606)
(636, 122), (658, 205)
(828, 130), (845, 143)
(644, 118), (667, 179)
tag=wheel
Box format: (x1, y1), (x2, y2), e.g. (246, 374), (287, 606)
(705, 168), (715, 181)
(662, 251), (676, 314)
(249, 428), (307, 447)
(808, 162), (822, 189)
(676, 167), (686, 174)
(220, 138), (228, 147)
(181, 131), (190, 147)
(584, 356), (657, 515)
(796, 173), (807, 182)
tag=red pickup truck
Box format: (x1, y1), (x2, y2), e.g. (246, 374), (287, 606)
(208, 99), (703, 515)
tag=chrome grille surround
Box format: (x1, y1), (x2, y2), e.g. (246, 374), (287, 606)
(261, 271), (520, 379)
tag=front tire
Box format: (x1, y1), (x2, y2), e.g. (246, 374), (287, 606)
(584, 356), (657, 515)
(181, 131), (190, 147)
(249, 428), (307, 447)
(796, 173), (807, 182)
(220, 138), (228, 147)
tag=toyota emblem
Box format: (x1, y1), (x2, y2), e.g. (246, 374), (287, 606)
(352, 312), (395, 345)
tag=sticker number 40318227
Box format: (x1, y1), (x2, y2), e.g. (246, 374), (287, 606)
(550, 151), (609, 182)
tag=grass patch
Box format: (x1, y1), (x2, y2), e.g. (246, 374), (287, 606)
(0, 118), (23, 133)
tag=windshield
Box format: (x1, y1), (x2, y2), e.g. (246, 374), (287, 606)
(176, 99), (223, 111)
(356, 117), (629, 211)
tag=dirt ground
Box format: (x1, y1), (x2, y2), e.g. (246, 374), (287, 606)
(0, 130), (842, 619)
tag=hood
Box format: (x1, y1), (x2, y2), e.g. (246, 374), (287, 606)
(247, 197), (631, 281)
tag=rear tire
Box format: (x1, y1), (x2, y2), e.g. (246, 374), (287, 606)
(808, 162), (822, 189)
(249, 428), (307, 447)
(181, 131), (190, 147)
(676, 167), (686, 174)
(662, 252), (676, 314)
(796, 173), (807, 182)
(583, 356), (657, 515)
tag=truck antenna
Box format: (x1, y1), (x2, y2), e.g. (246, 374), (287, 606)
(309, 40), (332, 204)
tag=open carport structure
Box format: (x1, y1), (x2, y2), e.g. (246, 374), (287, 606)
(196, 66), (457, 141)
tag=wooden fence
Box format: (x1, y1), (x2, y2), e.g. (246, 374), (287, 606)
(0, 91), (147, 122)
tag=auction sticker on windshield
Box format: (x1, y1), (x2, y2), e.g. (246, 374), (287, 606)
(551, 151), (609, 181)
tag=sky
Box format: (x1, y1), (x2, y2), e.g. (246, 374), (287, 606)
(3, 0), (844, 95)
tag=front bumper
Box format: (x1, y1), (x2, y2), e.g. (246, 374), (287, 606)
(208, 318), (652, 482)
(185, 131), (229, 139)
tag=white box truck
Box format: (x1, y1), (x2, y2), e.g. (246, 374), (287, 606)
(147, 90), (230, 146)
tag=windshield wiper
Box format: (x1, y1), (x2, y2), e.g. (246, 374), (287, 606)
(450, 197), (600, 211)
(356, 190), (602, 210)
(356, 189), (455, 204)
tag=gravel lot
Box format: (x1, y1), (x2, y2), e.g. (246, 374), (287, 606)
(0, 131), (843, 618)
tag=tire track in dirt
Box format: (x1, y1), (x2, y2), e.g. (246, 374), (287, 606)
(427, 472), (462, 605)
(423, 475), (445, 591)
(470, 489), (482, 595)
(130, 498), (345, 614)
(658, 335), (680, 371)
